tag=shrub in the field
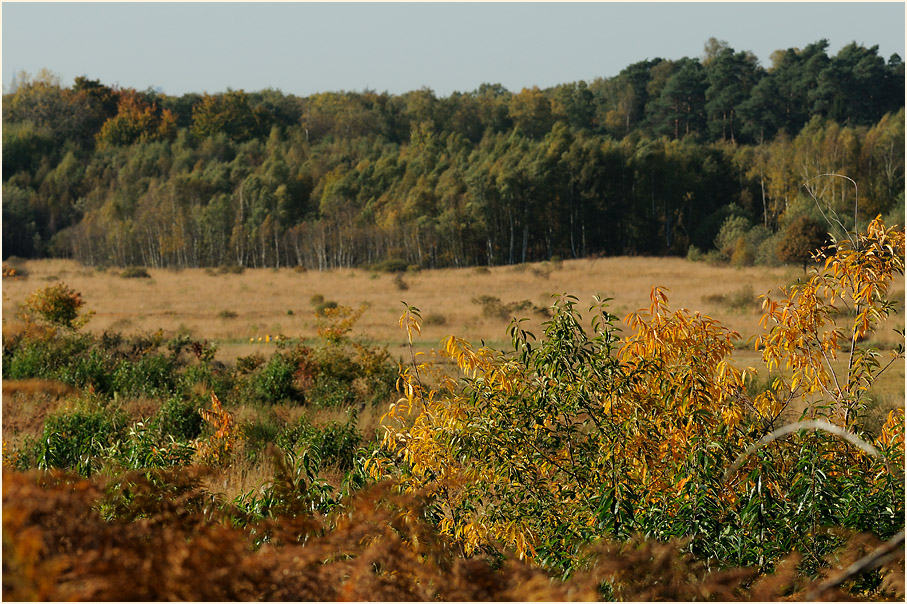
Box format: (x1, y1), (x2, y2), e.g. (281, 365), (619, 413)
(371, 258), (408, 273)
(120, 267), (151, 279)
(110, 353), (178, 398)
(21, 282), (90, 329)
(3, 331), (94, 382)
(57, 347), (113, 392)
(249, 353), (298, 404)
(36, 406), (125, 476)
(155, 396), (204, 440)
(277, 415), (361, 471)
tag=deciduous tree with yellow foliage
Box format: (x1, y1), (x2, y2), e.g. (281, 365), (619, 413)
(368, 216), (904, 580)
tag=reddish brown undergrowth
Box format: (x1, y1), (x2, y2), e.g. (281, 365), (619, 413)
(3, 468), (903, 601)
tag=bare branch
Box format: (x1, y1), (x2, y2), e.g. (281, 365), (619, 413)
(806, 529), (905, 600)
(724, 419), (889, 482)
(802, 173), (859, 249)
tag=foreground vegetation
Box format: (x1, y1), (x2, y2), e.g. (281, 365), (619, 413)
(3, 218), (905, 600)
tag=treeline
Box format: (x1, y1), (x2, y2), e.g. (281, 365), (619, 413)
(3, 38), (904, 268)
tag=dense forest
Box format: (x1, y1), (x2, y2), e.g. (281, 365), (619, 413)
(3, 38), (904, 268)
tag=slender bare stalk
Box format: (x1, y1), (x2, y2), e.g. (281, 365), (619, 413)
(802, 173), (860, 250)
(724, 419), (888, 482)
(805, 529), (905, 600)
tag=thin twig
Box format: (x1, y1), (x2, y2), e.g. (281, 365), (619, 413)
(805, 529), (905, 600)
(724, 419), (889, 482)
(816, 335), (845, 402)
(802, 173), (859, 249)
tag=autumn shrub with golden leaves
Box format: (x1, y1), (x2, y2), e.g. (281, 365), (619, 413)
(369, 217), (905, 582)
(19, 281), (91, 330)
(195, 392), (242, 466)
(757, 215), (905, 428)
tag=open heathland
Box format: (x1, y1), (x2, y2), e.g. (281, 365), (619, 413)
(4, 254), (904, 404)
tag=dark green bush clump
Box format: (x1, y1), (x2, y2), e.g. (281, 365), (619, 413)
(424, 313), (446, 326)
(472, 295), (549, 319)
(110, 354), (177, 398)
(249, 354), (298, 404)
(36, 407), (125, 475)
(277, 415), (361, 471)
(702, 285), (758, 313)
(314, 300), (338, 316)
(120, 267), (151, 279)
(218, 264), (245, 274)
(3, 330), (111, 393)
(57, 347), (112, 392)
(371, 258), (408, 273)
(155, 397), (204, 440)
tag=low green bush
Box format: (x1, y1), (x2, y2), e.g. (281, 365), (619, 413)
(472, 295), (549, 320)
(36, 407), (125, 476)
(702, 285), (757, 314)
(110, 354), (177, 398)
(424, 313), (446, 326)
(371, 258), (408, 273)
(277, 415), (361, 471)
(687, 245), (705, 262)
(57, 347), (113, 392)
(307, 375), (355, 408)
(249, 354), (298, 404)
(473, 294), (509, 319)
(217, 265), (245, 275)
(155, 396), (204, 440)
(120, 267), (151, 279)
(3, 332), (94, 382)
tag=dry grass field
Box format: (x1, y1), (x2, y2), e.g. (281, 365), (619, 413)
(3, 256), (904, 406)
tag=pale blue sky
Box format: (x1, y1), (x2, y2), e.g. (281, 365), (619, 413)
(3, 2), (904, 96)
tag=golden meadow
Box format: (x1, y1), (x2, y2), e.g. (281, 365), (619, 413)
(4, 255), (903, 396)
